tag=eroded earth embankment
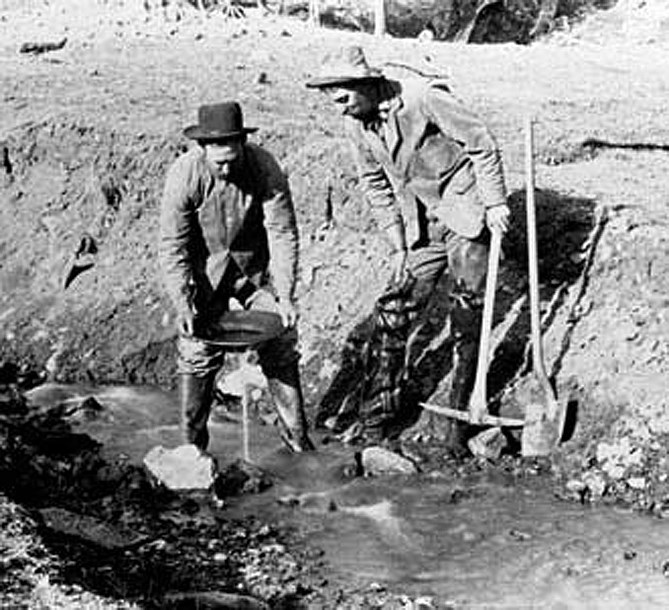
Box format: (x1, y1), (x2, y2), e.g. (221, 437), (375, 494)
(2, 2), (669, 606)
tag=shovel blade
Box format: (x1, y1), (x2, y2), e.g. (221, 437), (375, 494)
(520, 376), (565, 456)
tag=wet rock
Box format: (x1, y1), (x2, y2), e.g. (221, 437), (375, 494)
(564, 478), (587, 501)
(628, 476), (646, 490)
(583, 471), (607, 500)
(360, 446), (419, 476)
(467, 427), (507, 459)
(39, 507), (147, 550)
(143, 444), (218, 490)
(597, 438), (645, 476)
(214, 459), (272, 498)
(162, 591), (269, 609)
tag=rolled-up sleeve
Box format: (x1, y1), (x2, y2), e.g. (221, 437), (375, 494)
(159, 157), (196, 315)
(424, 83), (507, 208)
(261, 157), (298, 302)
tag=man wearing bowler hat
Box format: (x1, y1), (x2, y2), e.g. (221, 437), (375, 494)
(307, 47), (510, 455)
(159, 101), (314, 453)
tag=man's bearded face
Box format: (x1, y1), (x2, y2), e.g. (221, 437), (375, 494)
(204, 140), (243, 180)
(326, 83), (377, 120)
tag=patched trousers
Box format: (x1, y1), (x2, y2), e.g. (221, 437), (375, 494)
(407, 221), (490, 411)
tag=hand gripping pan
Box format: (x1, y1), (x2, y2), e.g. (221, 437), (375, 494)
(197, 310), (285, 349)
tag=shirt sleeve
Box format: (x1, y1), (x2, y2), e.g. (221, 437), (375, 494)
(159, 156), (197, 315)
(423, 83), (507, 208)
(260, 154), (299, 302)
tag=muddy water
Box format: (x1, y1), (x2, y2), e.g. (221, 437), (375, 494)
(25, 384), (669, 608)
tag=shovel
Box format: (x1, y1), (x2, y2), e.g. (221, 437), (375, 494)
(421, 227), (525, 428)
(520, 116), (565, 456)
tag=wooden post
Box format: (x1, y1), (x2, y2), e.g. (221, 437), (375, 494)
(374, 0), (386, 37)
(309, 0), (320, 27)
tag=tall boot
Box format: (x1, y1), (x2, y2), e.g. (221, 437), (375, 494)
(444, 339), (478, 458)
(266, 363), (315, 453)
(180, 373), (216, 451)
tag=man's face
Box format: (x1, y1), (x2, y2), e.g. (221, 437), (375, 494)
(325, 83), (377, 120)
(203, 139), (243, 180)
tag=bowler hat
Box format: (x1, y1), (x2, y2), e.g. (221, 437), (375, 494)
(306, 46), (383, 89)
(183, 102), (258, 141)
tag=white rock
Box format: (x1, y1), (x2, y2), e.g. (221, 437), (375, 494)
(628, 476), (646, 490)
(361, 446), (418, 476)
(565, 479), (586, 493)
(604, 464), (625, 480)
(414, 597), (436, 609)
(467, 427), (507, 459)
(583, 471), (607, 499)
(143, 444), (217, 490)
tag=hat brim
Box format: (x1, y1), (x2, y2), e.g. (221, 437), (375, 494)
(306, 74), (384, 89)
(183, 125), (258, 141)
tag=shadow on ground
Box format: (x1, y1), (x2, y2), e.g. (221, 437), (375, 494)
(317, 188), (597, 440)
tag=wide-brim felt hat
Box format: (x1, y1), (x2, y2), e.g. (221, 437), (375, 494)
(306, 45), (384, 89)
(184, 102), (258, 141)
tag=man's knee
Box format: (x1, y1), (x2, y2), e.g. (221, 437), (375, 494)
(257, 329), (300, 377)
(177, 336), (225, 376)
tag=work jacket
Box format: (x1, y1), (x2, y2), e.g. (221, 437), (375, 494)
(159, 144), (298, 316)
(347, 77), (507, 247)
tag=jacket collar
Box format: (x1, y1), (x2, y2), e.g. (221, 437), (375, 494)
(378, 93), (403, 160)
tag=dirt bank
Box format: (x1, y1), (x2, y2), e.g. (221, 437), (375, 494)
(2, 0), (669, 594)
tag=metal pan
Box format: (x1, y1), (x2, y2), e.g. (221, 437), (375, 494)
(196, 310), (285, 349)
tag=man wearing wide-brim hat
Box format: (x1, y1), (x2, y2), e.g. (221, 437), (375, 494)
(307, 46), (510, 456)
(159, 101), (314, 454)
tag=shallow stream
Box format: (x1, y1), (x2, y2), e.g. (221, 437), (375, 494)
(25, 383), (669, 608)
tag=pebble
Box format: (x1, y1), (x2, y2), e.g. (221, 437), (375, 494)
(628, 476), (646, 490)
(583, 471), (607, 499)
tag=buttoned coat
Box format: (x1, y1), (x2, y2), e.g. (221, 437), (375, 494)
(347, 77), (507, 246)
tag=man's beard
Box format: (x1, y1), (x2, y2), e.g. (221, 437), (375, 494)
(343, 106), (375, 120)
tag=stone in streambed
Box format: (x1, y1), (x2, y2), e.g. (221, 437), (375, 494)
(360, 446), (419, 476)
(143, 444), (218, 490)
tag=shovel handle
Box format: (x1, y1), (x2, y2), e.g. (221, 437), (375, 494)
(468, 228), (502, 422)
(525, 116), (549, 379)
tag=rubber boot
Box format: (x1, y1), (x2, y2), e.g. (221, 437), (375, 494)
(180, 373), (216, 451)
(444, 338), (479, 459)
(266, 363), (315, 453)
